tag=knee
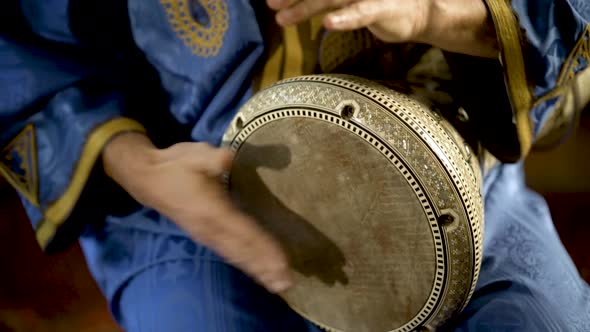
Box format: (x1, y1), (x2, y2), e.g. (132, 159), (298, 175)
(113, 259), (316, 332)
(447, 281), (572, 332)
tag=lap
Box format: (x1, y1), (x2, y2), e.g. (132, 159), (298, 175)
(117, 259), (318, 332)
(80, 163), (590, 332)
(444, 163), (590, 331)
(79, 209), (321, 332)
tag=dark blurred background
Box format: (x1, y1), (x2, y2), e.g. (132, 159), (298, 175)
(0, 112), (589, 332)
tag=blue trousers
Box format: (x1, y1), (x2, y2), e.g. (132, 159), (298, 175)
(79, 162), (590, 331)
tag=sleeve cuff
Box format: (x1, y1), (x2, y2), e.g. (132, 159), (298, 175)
(483, 0), (590, 157)
(1, 117), (145, 251)
(36, 117), (145, 250)
(484, 0), (534, 159)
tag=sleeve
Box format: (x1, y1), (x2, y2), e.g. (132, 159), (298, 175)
(445, 0), (590, 162)
(14, 0), (133, 47)
(0, 2), (146, 252)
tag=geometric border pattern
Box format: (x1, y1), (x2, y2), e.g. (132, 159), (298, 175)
(0, 124), (39, 206)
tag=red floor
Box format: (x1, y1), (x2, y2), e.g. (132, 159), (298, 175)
(0, 183), (121, 332)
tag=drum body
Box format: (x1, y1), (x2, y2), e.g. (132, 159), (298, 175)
(222, 75), (484, 332)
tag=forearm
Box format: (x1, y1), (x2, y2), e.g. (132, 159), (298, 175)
(102, 132), (159, 203)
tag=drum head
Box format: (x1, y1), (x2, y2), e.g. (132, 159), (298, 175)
(223, 75), (483, 332)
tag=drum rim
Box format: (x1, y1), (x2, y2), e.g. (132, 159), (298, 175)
(226, 109), (445, 331)
(222, 74), (484, 332)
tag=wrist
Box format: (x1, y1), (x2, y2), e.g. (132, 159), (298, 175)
(420, 0), (498, 58)
(102, 132), (160, 197)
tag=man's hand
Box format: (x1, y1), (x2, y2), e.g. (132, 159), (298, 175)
(102, 133), (292, 293)
(267, 0), (498, 58)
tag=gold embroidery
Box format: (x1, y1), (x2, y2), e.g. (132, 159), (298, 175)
(309, 17), (323, 42)
(485, 0), (534, 158)
(535, 25), (590, 149)
(161, 0), (229, 57)
(259, 43), (285, 90)
(282, 26), (304, 79)
(35, 118), (145, 249)
(0, 124), (39, 206)
(535, 25), (590, 107)
(533, 71), (590, 149)
(533, 25), (590, 148)
(556, 25), (590, 85)
(299, 16), (325, 74)
(258, 17), (325, 90)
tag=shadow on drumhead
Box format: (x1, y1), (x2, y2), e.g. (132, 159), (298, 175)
(229, 142), (349, 287)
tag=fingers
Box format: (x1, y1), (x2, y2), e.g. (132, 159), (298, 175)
(186, 187), (293, 293)
(153, 142), (294, 293)
(161, 142), (234, 177)
(323, 0), (386, 30)
(272, 0), (354, 26)
(179, 143), (234, 177)
(266, 0), (299, 11)
(212, 203), (293, 293)
(269, 0), (422, 44)
(203, 148), (234, 177)
(326, 0), (429, 43)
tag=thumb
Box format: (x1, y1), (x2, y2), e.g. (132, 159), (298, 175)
(199, 148), (234, 177)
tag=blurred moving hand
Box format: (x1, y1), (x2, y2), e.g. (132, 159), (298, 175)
(102, 133), (292, 294)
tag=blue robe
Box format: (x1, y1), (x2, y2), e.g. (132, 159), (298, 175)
(1, 0), (589, 330)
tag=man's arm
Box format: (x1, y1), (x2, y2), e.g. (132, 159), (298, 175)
(102, 132), (293, 294)
(0, 1), (144, 251)
(0, 2), (292, 293)
(0, 40), (145, 251)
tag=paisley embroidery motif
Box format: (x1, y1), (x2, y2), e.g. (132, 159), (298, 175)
(160, 0), (229, 57)
(0, 124), (39, 205)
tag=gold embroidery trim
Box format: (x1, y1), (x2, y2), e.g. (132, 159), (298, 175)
(485, 0), (534, 157)
(530, 24), (590, 147)
(556, 24), (590, 85)
(35, 118), (146, 249)
(282, 26), (305, 79)
(534, 24), (590, 108)
(0, 124), (39, 206)
(258, 17), (325, 90)
(259, 43), (285, 90)
(160, 0), (229, 57)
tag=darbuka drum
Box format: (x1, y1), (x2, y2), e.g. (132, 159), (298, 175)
(222, 75), (484, 332)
